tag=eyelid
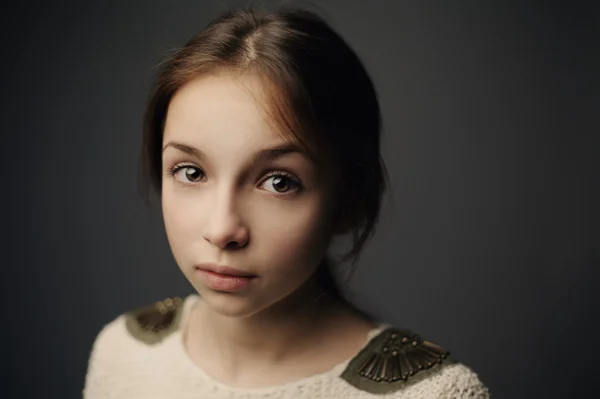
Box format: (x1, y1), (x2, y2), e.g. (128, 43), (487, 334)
(259, 169), (300, 183)
(168, 161), (196, 170)
(258, 170), (303, 197)
(165, 161), (197, 176)
(165, 161), (205, 185)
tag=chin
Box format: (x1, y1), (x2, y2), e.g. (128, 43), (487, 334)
(192, 283), (270, 318)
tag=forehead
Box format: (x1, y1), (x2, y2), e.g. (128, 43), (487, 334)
(164, 72), (286, 146)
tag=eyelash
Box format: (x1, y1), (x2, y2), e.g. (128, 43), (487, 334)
(165, 162), (205, 182)
(165, 162), (303, 197)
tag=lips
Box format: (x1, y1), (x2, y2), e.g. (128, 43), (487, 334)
(194, 263), (257, 277)
(194, 263), (257, 292)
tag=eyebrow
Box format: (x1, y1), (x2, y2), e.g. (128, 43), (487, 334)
(162, 141), (205, 159)
(161, 141), (306, 163)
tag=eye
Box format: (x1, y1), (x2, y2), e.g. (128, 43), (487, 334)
(260, 172), (301, 195)
(168, 164), (205, 184)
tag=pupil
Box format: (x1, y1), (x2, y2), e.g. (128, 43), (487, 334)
(273, 177), (289, 192)
(186, 168), (200, 181)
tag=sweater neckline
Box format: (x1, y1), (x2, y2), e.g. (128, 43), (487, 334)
(174, 294), (388, 395)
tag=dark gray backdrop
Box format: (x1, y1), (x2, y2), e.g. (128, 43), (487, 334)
(2, 1), (598, 398)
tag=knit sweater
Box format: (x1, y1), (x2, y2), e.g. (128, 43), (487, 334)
(83, 295), (490, 398)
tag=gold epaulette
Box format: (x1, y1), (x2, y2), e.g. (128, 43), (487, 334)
(341, 327), (453, 395)
(124, 297), (184, 345)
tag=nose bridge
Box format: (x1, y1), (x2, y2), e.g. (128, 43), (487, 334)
(203, 180), (248, 248)
(212, 184), (239, 222)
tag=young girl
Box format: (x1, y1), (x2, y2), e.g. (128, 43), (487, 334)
(83, 6), (490, 398)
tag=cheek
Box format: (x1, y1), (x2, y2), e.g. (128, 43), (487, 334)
(161, 187), (203, 257)
(161, 182), (335, 273)
(251, 196), (333, 272)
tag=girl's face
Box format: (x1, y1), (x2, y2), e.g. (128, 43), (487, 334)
(161, 73), (337, 318)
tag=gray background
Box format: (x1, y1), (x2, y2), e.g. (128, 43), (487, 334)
(2, 0), (598, 398)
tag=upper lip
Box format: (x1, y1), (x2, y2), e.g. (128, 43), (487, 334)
(195, 263), (257, 277)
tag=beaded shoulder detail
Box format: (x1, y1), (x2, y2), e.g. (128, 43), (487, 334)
(124, 297), (184, 345)
(340, 327), (453, 395)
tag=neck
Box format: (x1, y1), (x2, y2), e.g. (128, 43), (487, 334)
(187, 277), (360, 385)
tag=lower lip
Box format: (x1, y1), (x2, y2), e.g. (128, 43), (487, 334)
(195, 269), (256, 292)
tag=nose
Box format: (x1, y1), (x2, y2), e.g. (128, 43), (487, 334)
(202, 189), (249, 250)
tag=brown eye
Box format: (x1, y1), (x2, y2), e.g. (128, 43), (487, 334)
(173, 166), (205, 183)
(261, 173), (301, 194)
(272, 176), (290, 192)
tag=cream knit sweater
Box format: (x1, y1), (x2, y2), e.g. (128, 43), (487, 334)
(83, 295), (490, 398)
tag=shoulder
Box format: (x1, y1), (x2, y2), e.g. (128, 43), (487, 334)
(92, 296), (187, 348)
(85, 295), (192, 377)
(340, 326), (490, 397)
(123, 296), (187, 344)
(83, 296), (191, 397)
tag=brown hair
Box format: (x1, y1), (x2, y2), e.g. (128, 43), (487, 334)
(140, 6), (387, 301)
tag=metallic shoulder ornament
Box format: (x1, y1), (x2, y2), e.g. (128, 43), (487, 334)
(341, 327), (454, 395)
(124, 297), (184, 345)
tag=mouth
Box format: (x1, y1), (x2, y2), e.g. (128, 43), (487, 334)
(194, 264), (257, 277)
(194, 264), (257, 292)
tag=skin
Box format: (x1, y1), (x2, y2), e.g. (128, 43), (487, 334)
(161, 71), (375, 388)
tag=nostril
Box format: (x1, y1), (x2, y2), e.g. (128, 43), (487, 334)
(225, 240), (247, 250)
